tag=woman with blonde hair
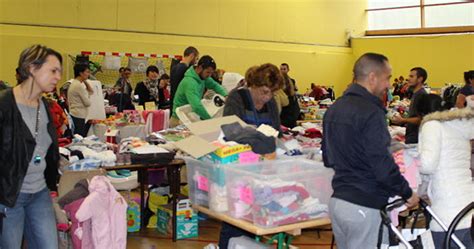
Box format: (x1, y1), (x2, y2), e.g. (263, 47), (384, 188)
(0, 44), (62, 248)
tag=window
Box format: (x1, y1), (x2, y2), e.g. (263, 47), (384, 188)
(367, 0), (474, 35)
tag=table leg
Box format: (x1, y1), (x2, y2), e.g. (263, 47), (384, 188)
(139, 168), (149, 231)
(285, 235), (294, 249)
(277, 233), (285, 249)
(267, 233), (286, 249)
(167, 164), (182, 242)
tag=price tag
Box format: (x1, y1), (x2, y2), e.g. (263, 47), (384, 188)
(239, 186), (254, 204)
(197, 176), (209, 192)
(144, 101), (156, 110)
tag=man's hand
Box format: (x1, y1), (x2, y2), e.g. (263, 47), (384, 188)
(406, 192), (420, 209)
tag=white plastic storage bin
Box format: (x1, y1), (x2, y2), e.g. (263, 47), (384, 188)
(225, 159), (334, 228)
(228, 236), (272, 249)
(185, 158), (228, 212)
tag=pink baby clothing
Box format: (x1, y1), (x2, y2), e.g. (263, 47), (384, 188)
(76, 176), (128, 249)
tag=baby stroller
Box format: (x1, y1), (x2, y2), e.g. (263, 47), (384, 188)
(378, 199), (471, 249)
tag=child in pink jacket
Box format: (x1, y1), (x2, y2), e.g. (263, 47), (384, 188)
(76, 176), (128, 249)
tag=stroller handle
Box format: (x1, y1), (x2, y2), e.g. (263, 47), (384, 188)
(380, 199), (406, 224)
(382, 199), (406, 213)
(418, 198), (429, 209)
(382, 198), (430, 215)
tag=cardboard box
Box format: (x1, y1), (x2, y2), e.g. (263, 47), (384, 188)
(209, 153), (240, 164)
(58, 169), (105, 198)
(174, 116), (247, 158)
(212, 142), (251, 158)
(127, 200), (140, 232)
(157, 199), (198, 240)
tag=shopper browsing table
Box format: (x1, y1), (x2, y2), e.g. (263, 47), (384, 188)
(391, 67), (428, 144)
(219, 63), (284, 248)
(0, 44), (62, 248)
(114, 67), (133, 97)
(68, 64), (94, 137)
(322, 53), (419, 249)
(418, 95), (474, 248)
(135, 65), (160, 108)
(170, 46), (199, 112)
(455, 70), (474, 109)
(170, 55), (228, 127)
(279, 63), (300, 128)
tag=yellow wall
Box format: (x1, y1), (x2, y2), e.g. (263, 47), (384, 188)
(1, 1), (472, 97)
(0, 0), (366, 46)
(352, 34), (474, 88)
(0, 24), (355, 96)
(0, 0), (367, 96)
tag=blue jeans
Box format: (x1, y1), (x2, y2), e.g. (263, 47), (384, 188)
(432, 228), (473, 249)
(0, 188), (58, 249)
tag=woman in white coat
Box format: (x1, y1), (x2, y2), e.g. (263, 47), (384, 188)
(419, 95), (474, 248)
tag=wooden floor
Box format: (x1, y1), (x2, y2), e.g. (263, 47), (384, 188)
(127, 218), (335, 249)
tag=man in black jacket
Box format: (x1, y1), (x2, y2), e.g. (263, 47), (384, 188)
(322, 53), (419, 248)
(170, 46), (199, 113)
(279, 63), (300, 128)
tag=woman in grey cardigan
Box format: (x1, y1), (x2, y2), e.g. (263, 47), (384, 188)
(219, 63), (284, 249)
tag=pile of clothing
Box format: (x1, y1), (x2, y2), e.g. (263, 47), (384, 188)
(390, 143), (421, 190)
(388, 126), (406, 142)
(96, 111), (144, 127)
(142, 109), (170, 133)
(387, 99), (411, 119)
(228, 179), (328, 227)
(55, 176), (128, 249)
(61, 135), (117, 169)
(281, 122), (323, 152)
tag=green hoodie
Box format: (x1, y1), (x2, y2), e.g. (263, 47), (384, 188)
(172, 67), (228, 120)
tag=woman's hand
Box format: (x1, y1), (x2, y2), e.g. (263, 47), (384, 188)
(84, 81), (94, 95)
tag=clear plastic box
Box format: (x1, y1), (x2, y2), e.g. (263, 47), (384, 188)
(185, 158), (228, 212)
(225, 159), (334, 228)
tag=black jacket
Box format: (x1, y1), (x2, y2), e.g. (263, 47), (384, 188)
(135, 81), (155, 106)
(0, 89), (59, 207)
(170, 63), (189, 111)
(280, 94), (300, 128)
(322, 84), (412, 209)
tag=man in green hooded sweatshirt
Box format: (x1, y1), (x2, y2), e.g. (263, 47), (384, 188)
(171, 55), (228, 127)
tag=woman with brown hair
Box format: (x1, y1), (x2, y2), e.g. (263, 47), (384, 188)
(219, 63), (284, 248)
(223, 63), (283, 131)
(0, 44), (62, 248)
